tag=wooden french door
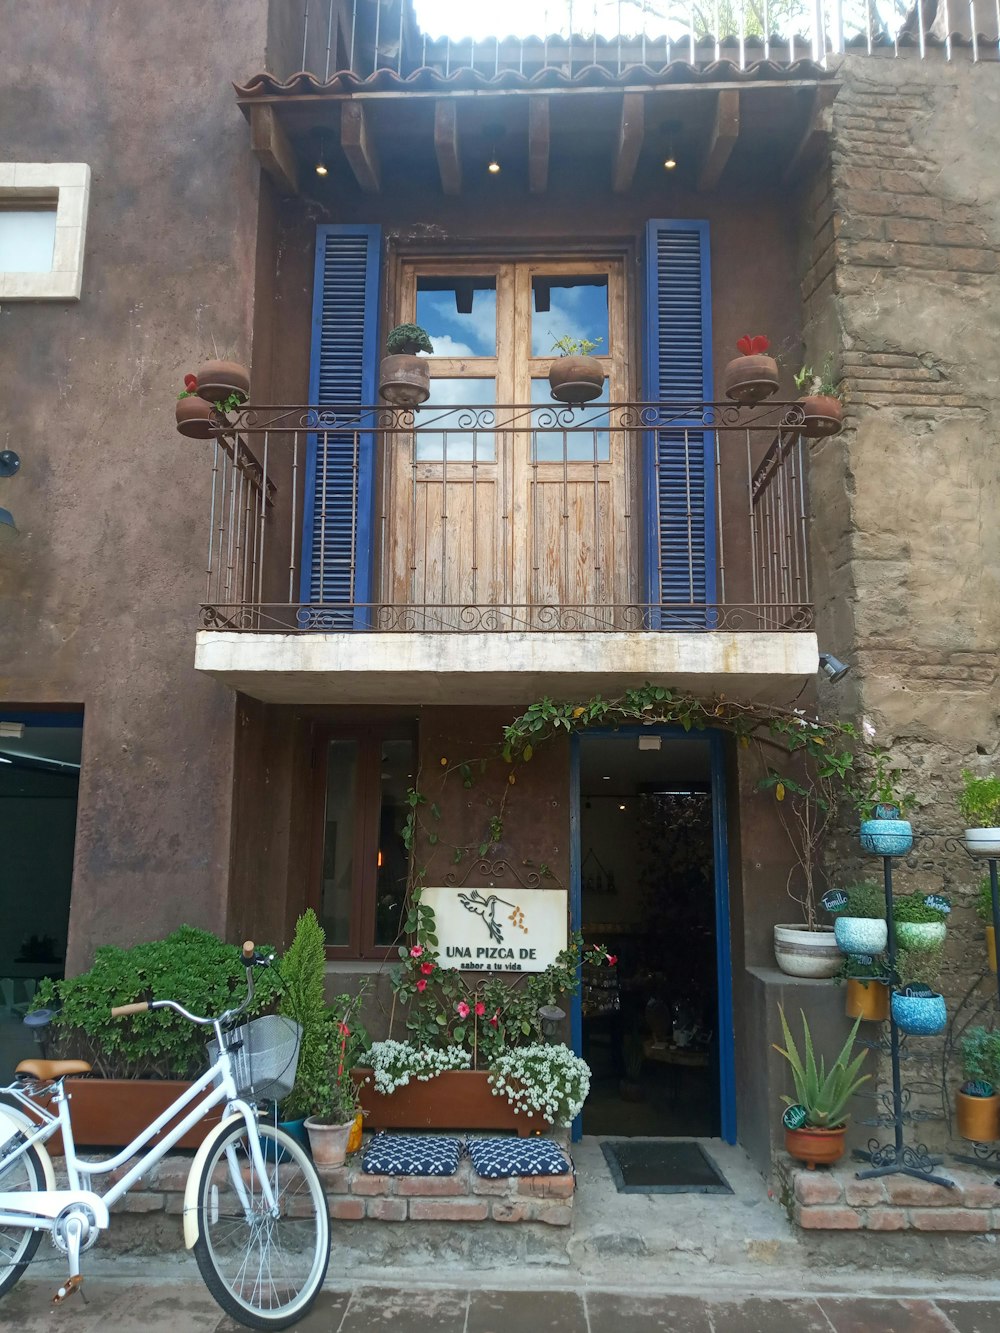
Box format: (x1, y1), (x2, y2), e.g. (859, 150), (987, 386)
(381, 257), (638, 627)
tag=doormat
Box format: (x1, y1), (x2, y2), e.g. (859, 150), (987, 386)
(600, 1140), (734, 1194)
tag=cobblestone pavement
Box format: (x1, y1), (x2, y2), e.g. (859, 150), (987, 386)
(3, 1279), (1000, 1333)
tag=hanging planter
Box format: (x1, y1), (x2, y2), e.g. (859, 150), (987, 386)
(379, 324), (433, 406)
(548, 334), (605, 404)
(196, 359), (250, 405)
(959, 772), (1000, 855)
(845, 978), (890, 1023)
(772, 925), (841, 979)
(859, 805), (913, 857)
(723, 334), (779, 405)
(892, 893), (949, 951)
(891, 987), (947, 1036)
(176, 384), (217, 439)
(793, 361), (843, 438)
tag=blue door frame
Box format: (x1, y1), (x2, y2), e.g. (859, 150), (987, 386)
(569, 727), (736, 1144)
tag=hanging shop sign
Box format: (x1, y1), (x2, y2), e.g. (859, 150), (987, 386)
(421, 886), (569, 973)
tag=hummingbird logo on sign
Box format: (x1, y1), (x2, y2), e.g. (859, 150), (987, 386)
(457, 890), (522, 944)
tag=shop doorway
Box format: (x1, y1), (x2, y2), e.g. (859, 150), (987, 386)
(572, 730), (734, 1140)
(0, 709), (82, 1071)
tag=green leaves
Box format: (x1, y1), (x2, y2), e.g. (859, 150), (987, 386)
(774, 1007), (870, 1129)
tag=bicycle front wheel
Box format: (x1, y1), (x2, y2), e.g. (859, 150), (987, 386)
(0, 1124), (46, 1299)
(192, 1120), (330, 1330)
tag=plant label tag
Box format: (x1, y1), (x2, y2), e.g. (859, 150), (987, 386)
(924, 894), (951, 914)
(783, 1104), (808, 1130)
(822, 890), (849, 912)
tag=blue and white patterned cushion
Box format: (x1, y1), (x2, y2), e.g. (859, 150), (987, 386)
(361, 1133), (461, 1176)
(467, 1137), (570, 1179)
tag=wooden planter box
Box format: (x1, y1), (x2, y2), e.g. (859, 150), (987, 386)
(42, 1079), (223, 1154)
(354, 1069), (531, 1137)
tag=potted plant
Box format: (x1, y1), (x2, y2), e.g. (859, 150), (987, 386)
(960, 770), (1000, 856)
(723, 334), (779, 404)
(837, 954), (892, 1023)
(176, 373), (217, 438)
(956, 1027), (1000, 1142)
(774, 1008), (870, 1169)
(977, 875), (998, 972)
(547, 335), (605, 404)
(378, 323), (433, 406)
(304, 1009), (369, 1167)
(793, 358), (843, 438)
(892, 893), (949, 951)
(824, 883), (887, 958)
(196, 358), (250, 405)
(29, 926), (279, 1150)
(891, 943), (947, 1035)
(277, 909), (331, 1150)
(854, 748), (914, 857)
(488, 1042), (591, 1126)
(759, 769), (843, 978)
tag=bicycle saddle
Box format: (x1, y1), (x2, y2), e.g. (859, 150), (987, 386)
(15, 1059), (92, 1080)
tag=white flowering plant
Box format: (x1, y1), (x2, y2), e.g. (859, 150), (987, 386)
(488, 1043), (591, 1125)
(365, 1039), (471, 1096)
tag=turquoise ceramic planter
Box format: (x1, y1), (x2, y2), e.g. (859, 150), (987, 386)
(891, 990), (946, 1036)
(834, 917), (888, 957)
(860, 817), (913, 857)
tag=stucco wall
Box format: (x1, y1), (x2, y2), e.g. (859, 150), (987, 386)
(805, 53), (1000, 1144)
(0, 1), (276, 971)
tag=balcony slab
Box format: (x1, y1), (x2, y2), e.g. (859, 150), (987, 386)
(195, 630), (818, 705)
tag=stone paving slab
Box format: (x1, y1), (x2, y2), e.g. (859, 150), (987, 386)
(4, 1280), (1000, 1332)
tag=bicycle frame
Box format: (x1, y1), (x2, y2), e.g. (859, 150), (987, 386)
(0, 1033), (277, 1237)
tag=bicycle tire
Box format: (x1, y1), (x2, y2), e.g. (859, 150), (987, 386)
(0, 1122), (46, 1299)
(192, 1120), (330, 1330)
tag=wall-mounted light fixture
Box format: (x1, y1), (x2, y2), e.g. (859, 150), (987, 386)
(537, 1004), (566, 1043)
(314, 132), (329, 177)
(819, 652), (850, 683)
(484, 123), (506, 176)
(661, 119), (681, 171)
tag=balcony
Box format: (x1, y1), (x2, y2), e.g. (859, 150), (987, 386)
(193, 399), (819, 705)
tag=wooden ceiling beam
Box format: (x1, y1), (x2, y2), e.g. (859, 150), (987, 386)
(248, 103), (299, 195)
(612, 92), (645, 193)
(697, 89), (740, 192)
(340, 101), (381, 193)
(434, 99), (462, 195)
(528, 97), (550, 193)
(782, 84), (839, 184)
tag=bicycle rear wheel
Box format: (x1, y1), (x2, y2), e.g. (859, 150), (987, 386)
(192, 1120), (329, 1330)
(0, 1122), (46, 1299)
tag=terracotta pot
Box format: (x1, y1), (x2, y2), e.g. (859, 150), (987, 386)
(797, 394), (842, 438)
(196, 359), (250, 404)
(353, 1068), (531, 1136)
(987, 925), (996, 974)
(304, 1116), (353, 1167)
(45, 1078), (223, 1154)
(176, 395), (216, 439)
(723, 354), (779, 405)
(548, 355), (605, 404)
(379, 354), (430, 406)
(956, 1090), (1000, 1143)
(845, 978), (890, 1022)
(784, 1124), (846, 1170)
(773, 924), (841, 979)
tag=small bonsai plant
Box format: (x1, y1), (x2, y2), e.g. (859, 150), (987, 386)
(385, 323), (434, 356)
(774, 1008), (870, 1130)
(961, 1027), (1000, 1097)
(960, 771), (1000, 829)
(550, 334), (603, 357)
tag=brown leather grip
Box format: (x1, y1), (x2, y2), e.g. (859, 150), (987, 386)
(241, 940), (256, 962)
(111, 1001), (151, 1017)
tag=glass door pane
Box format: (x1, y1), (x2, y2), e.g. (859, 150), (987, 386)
(320, 740), (358, 947)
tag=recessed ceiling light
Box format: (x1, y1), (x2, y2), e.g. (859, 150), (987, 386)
(602, 775), (611, 780)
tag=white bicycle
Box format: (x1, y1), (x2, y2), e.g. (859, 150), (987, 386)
(0, 941), (330, 1329)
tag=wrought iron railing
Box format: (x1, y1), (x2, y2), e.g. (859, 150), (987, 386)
(293, 0), (998, 78)
(198, 400), (816, 634)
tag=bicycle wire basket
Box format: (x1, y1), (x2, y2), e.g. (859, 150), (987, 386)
(208, 1014), (302, 1104)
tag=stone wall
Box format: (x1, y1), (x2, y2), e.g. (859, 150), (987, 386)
(803, 52), (1000, 1150)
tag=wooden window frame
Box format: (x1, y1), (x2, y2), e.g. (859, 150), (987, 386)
(308, 721), (415, 961)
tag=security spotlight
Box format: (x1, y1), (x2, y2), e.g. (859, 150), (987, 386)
(819, 652), (849, 683)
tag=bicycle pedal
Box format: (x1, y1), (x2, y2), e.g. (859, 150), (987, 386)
(53, 1275), (84, 1305)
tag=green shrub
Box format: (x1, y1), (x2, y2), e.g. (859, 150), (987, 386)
(277, 910), (329, 1120)
(33, 926), (279, 1080)
(892, 893), (947, 923)
(959, 771), (1000, 827)
(837, 883), (885, 920)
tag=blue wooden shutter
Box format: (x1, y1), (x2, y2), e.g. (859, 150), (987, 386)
(301, 224), (382, 622)
(642, 220), (715, 628)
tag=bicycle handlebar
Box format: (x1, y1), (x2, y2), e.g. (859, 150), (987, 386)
(110, 1001), (151, 1017)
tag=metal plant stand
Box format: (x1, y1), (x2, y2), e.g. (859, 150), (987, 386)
(950, 854), (1000, 1173)
(855, 852), (953, 1186)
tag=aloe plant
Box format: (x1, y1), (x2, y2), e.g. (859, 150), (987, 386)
(774, 1008), (870, 1129)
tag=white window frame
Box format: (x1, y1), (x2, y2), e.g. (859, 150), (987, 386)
(0, 164), (91, 300)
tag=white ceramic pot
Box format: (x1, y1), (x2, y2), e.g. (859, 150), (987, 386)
(964, 828), (1000, 857)
(304, 1116), (354, 1167)
(773, 924), (841, 979)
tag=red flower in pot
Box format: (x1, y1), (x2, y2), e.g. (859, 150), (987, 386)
(723, 335), (780, 405)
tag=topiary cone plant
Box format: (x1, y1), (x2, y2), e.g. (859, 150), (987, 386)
(278, 909), (329, 1126)
(774, 1007), (870, 1168)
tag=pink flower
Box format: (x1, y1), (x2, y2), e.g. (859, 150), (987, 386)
(416, 979), (428, 992)
(474, 1001), (486, 1017)
(338, 1022), (350, 1036)
(410, 945), (424, 958)
(489, 1008), (501, 1028)
(456, 1001), (471, 1019)
(420, 961), (435, 976)
(607, 954), (618, 966)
